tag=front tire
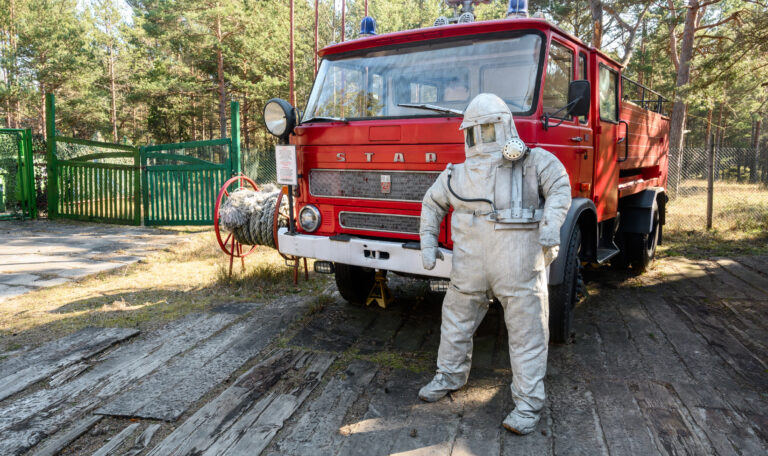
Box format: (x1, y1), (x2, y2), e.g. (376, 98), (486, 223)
(334, 263), (376, 304)
(549, 225), (584, 344)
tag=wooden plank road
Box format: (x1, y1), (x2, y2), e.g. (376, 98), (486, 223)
(2, 255), (768, 455)
(0, 327), (139, 401)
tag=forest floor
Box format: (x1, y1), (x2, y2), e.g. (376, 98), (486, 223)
(0, 213), (766, 455)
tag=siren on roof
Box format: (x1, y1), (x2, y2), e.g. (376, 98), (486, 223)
(359, 16), (377, 37)
(507, 0), (529, 18)
(435, 0), (491, 26)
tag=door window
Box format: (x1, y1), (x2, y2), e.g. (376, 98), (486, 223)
(542, 41), (573, 118)
(599, 65), (619, 123)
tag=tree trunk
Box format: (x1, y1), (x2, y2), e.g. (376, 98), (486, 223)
(589, 0), (603, 48)
(752, 119), (762, 183)
(668, 0), (700, 193)
(243, 95), (250, 152)
(714, 103), (724, 180)
(704, 107), (713, 151)
(3, 70), (10, 128)
(40, 82), (46, 135)
(8, 0), (17, 128)
(215, 14), (227, 140)
(109, 41), (118, 142)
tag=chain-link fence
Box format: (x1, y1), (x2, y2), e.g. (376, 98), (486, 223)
(667, 146), (768, 233)
(242, 147), (277, 186)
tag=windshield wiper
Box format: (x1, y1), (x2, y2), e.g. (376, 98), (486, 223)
(397, 103), (464, 116)
(302, 115), (347, 123)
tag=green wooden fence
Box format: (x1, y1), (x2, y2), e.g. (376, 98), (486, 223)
(0, 128), (36, 220)
(45, 95), (241, 226)
(141, 139), (232, 225)
(141, 101), (240, 226)
(46, 94), (141, 225)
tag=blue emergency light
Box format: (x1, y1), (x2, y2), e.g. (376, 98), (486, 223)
(360, 16), (377, 36)
(507, 0), (528, 17)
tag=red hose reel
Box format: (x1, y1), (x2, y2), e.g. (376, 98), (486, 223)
(213, 175), (308, 282)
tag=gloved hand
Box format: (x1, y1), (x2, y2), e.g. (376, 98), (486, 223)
(542, 245), (559, 266)
(422, 246), (444, 270)
(538, 219), (561, 247)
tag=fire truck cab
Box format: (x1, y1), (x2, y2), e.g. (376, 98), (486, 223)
(269, 14), (669, 343)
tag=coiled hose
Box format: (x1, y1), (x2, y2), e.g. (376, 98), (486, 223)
(218, 189), (287, 249)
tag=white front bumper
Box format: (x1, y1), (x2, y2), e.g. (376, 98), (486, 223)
(277, 228), (452, 278)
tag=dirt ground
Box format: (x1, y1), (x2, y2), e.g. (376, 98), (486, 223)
(0, 223), (766, 455)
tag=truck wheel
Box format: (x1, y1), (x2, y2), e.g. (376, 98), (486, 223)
(334, 263), (376, 305)
(549, 225), (584, 344)
(628, 202), (659, 274)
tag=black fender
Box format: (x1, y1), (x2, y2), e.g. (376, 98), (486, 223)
(548, 198), (597, 286)
(617, 188), (665, 234)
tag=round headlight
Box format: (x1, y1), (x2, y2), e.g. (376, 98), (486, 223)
(299, 205), (321, 232)
(263, 98), (297, 139)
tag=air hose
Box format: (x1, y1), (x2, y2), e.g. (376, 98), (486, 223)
(446, 164), (497, 214)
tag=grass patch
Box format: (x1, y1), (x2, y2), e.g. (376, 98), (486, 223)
(661, 180), (768, 259)
(0, 228), (329, 353)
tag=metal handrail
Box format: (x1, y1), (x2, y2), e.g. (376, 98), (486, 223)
(621, 75), (669, 115)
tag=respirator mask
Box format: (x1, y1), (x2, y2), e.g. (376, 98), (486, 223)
(502, 137), (529, 162)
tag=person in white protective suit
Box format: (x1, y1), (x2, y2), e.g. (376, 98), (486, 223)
(418, 93), (571, 435)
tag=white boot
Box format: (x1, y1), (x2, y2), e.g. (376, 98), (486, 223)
(502, 409), (540, 435)
(418, 373), (462, 402)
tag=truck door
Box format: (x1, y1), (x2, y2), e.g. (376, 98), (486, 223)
(539, 39), (591, 195)
(576, 51), (594, 196)
(593, 58), (620, 220)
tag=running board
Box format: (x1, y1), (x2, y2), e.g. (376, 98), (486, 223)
(596, 247), (620, 263)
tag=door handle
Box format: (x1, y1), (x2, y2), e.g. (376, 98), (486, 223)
(617, 120), (629, 162)
(569, 136), (583, 142)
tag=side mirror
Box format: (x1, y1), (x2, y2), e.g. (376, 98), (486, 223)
(567, 80), (590, 117)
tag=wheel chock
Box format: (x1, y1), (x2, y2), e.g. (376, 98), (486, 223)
(365, 271), (393, 309)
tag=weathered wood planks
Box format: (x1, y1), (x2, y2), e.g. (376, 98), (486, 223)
(146, 349), (335, 456)
(0, 327), (139, 401)
(0, 308), (249, 455)
(268, 360), (378, 455)
(91, 422), (140, 456)
(97, 300), (304, 420)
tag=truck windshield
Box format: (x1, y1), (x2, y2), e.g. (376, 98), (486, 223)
(303, 32), (543, 122)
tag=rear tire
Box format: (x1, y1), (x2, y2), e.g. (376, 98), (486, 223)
(549, 225), (584, 344)
(627, 201), (659, 274)
(334, 263), (376, 305)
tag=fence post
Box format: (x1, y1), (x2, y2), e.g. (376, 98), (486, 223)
(23, 129), (37, 219)
(230, 101), (241, 177)
(140, 146), (149, 226)
(133, 147), (141, 226)
(706, 133), (715, 230)
(45, 93), (57, 219)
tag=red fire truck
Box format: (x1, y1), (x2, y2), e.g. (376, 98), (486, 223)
(265, 14), (669, 343)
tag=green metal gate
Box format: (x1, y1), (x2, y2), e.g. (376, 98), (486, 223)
(46, 94), (141, 225)
(0, 128), (36, 220)
(141, 102), (241, 225)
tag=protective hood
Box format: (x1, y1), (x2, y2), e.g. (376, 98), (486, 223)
(461, 93), (520, 163)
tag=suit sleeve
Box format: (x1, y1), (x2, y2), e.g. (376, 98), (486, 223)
(535, 149), (572, 247)
(420, 169), (452, 249)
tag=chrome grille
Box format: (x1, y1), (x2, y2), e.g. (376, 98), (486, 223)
(339, 212), (420, 234)
(309, 169), (438, 202)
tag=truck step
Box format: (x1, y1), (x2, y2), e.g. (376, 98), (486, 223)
(596, 247), (620, 263)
